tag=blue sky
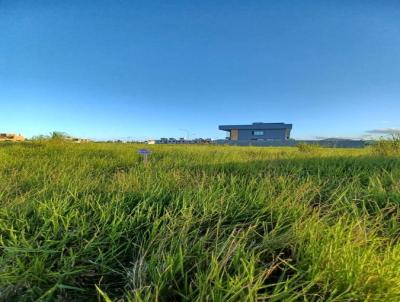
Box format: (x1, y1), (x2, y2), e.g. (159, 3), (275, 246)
(1, 0), (399, 140)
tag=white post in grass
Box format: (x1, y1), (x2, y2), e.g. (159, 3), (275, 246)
(138, 149), (151, 164)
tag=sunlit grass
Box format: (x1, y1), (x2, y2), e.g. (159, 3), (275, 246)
(0, 142), (399, 301)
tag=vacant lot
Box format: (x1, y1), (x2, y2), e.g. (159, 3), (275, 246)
(0, 142), (399, 301)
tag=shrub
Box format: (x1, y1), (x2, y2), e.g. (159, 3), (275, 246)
(297, 143), (322, 153)
(371, 134), (400, 156)
(31, 131), (71, 145)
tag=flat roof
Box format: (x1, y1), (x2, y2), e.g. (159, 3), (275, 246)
(219, 122), (292, 131)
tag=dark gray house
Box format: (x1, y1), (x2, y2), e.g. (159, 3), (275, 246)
(219, 122), (292, 141)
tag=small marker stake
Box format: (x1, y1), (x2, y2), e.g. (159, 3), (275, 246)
(137, 149), (151, 164)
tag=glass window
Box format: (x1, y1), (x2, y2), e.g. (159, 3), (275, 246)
(253, 131), (264, 136)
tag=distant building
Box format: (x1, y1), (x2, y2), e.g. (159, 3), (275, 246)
(0, 133), (25, 142)
(219, 122), (292, 141)
(62, 135), (91, 143)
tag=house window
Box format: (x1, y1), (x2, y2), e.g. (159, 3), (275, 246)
(253, 131), (264, 136)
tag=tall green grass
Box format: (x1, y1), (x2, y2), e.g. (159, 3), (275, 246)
(371, 135), (400, 156)
(0, 142), (399, 301)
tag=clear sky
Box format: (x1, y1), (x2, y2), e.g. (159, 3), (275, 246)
(1, 0), (399, 140)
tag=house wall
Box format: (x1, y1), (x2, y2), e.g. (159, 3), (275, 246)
(237, 129), (289, 140)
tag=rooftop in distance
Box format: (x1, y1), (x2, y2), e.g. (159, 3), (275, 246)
(219, 122), (292, 131)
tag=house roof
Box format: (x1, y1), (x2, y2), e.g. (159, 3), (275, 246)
(219, 122), (292, 131)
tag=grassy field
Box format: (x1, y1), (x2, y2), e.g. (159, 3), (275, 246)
(0, 142), (399, 301)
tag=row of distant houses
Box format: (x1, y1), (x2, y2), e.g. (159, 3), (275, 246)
(1, 122), (367, 148)
(147, 137), (212, 144)
(63, 136), (92, 143)
(0, 133), (25, 142)
(146, 122), (366, 148)
(0, 133), (92, 143)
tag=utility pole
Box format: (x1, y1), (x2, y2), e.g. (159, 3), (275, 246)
(179, 128), (196, 140)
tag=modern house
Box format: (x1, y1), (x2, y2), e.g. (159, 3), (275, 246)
(218, 122), (292, 141)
